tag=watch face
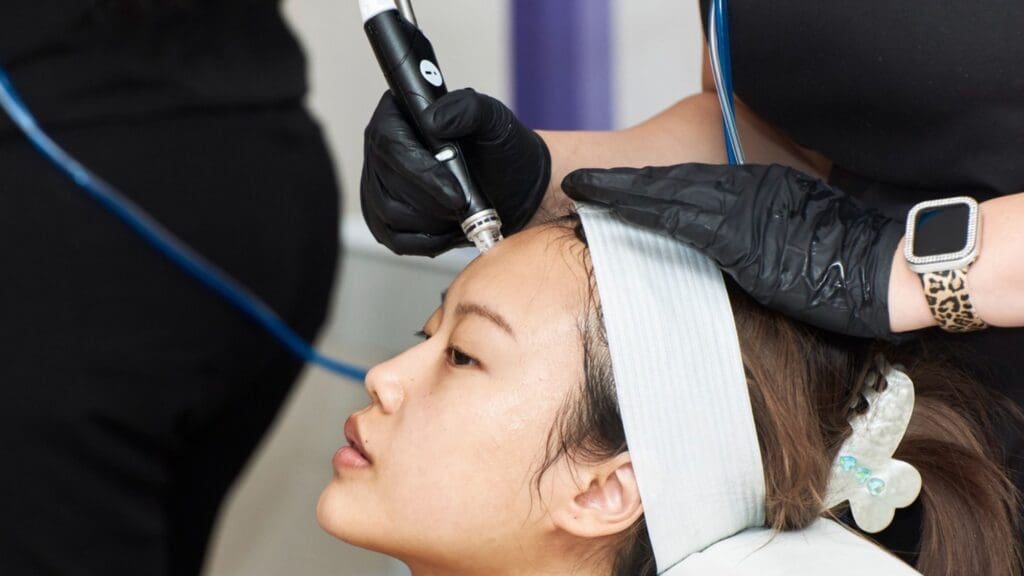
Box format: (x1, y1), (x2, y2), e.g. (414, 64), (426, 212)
(912, 203), (970, 257)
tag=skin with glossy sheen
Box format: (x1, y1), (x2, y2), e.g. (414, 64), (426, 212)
(318, 226), (643, 576)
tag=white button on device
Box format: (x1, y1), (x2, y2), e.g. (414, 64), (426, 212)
(434, 147), (457, 162)
(420, 60), (444, 87)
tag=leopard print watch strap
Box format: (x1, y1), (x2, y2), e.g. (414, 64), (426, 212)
(921, 268), (988, 333)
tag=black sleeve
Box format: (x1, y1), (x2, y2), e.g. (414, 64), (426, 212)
(1, 3), (96, 62)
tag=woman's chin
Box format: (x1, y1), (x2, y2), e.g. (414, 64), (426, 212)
(316, 484), (390, 553)
(316, 484), (358, 542)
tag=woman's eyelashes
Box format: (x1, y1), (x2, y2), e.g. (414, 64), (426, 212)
(414, 328), (480, 368)
(446, 345), (478, 368)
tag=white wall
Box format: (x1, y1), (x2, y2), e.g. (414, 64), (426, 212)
(204, 2), (704, 575)
(612, 0), (704, 127)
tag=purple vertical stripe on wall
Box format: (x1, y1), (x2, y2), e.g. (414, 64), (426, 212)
(512, 0), (612, 130)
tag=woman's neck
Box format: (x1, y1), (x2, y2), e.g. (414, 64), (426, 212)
(406, 551), (610, 576)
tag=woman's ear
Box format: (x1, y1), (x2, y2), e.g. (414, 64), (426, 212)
(550, 452), (644, 539)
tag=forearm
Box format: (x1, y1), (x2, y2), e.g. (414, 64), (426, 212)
(531, 94), (724, 224)
(529, 93), (829, 225)
(889, 192), (1024, 331)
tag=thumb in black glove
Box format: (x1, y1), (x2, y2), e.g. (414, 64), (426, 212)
(361, 89), (550, 256)
(563, 163), (904, 338)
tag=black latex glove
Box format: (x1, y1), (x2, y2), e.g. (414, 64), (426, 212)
(563, 163), (905, 338)
(361, 88), (551, 256)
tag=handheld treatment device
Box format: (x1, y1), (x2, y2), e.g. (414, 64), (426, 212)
(360, 0), (504, 252)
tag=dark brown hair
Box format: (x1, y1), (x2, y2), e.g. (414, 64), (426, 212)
(539, 217), (1022, 576)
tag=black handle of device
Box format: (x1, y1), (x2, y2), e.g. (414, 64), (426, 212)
(364, 10), (491, 216)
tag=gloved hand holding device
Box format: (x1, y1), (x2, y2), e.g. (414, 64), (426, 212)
(361, 88), (551, 256)
(563, 163), (905, 338)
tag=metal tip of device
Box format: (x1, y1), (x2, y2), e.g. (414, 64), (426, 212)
(461, 209), (504, 254)
(469, 228), (503, 253)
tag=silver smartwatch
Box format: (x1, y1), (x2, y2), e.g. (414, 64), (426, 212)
(903, 196), (986, 332)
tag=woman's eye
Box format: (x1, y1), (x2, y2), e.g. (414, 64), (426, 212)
(446, 346), (478, 368)
(414, 330), (430, 340)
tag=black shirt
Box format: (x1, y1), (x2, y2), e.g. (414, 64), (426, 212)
(0, 1), (307, 137)
(701, 0), (1024, 196)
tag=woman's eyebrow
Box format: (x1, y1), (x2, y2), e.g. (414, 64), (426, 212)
(440, 290), (516, 339)
(455, 302), (516, 340)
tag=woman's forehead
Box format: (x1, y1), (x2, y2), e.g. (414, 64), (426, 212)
(447, 225), (590, 327)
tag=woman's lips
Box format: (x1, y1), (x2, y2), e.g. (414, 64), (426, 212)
(333, 445), (371, 470)
(333, 415), (372, 470)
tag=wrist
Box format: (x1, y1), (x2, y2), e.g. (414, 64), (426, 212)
(888, 236), (939, 333)
(963, 197), (1024, 327)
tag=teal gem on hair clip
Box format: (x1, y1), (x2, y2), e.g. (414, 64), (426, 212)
(824, 357), (923, 533)
(838, 455), (857, 471)
(836, 455), (888, 496)
(867, 478), (887, 496)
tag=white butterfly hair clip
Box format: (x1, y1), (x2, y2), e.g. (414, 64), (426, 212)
(824, 356), (923, 533)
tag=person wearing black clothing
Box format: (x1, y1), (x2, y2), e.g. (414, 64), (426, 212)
(0, 3), (339, 575)
(357, 0), (1024, 569)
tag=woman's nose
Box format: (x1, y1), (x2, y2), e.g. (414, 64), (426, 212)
(364, 359), (406, 414)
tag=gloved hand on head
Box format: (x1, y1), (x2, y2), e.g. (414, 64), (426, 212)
(361, 88), (550, 256)
(564, 163), (905, 339)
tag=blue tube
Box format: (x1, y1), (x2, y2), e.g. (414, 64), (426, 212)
(709, 0), (744, 165)
(716, 0), (735, 104)
(0, 66), (367, 383)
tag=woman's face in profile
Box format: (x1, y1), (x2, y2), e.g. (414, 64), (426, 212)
(317, 226), (594, 570)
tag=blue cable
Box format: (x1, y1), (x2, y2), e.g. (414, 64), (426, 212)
(716, 0), (735, 108)
(710, 0), (743, 165)
(0, 66), (367, 383)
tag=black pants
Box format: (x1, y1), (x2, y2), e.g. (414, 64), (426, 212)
(0, 106), (340, 575)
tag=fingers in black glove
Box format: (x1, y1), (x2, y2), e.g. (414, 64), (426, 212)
(563, 165), (744, 249)
(421, 88), (504, 141)
(421, 88), (551, 235)
(564, 163), (903, 339)
(361, 93), (469, 255)
(361, 89), (551, 257)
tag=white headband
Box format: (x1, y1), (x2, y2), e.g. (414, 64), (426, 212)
(577, 206), (923, 574)
(577, 206), (765, 572)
